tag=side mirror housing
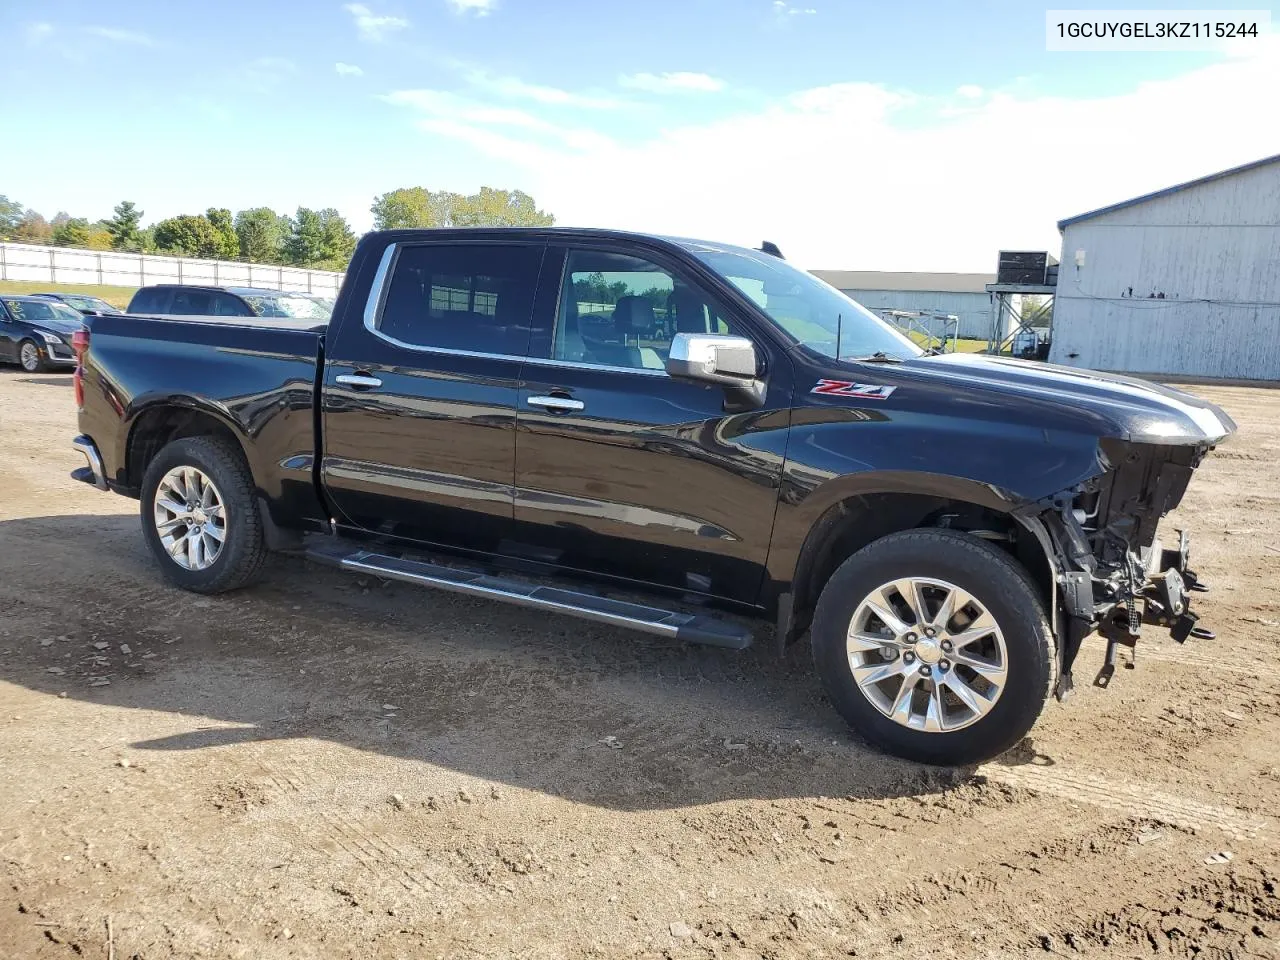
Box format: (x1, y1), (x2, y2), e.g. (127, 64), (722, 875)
(665, 333), (765, 406)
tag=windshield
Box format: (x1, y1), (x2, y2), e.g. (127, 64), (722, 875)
(60, 295), (121, 314)
(690, 246), (922, 360)
(2, 299), (85, 332)
(242, 294), (333, 321)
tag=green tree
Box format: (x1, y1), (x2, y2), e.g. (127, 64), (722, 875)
(205, 207), (240, 260)
(0, 195), (25, 233)
(234, 207), (289, 263)
(52, 217), (93, 248)
(451, 187), (554, 227)
(153, 214), (222, 258)
(284, 207), (356, 270)
(1021, 295), (1054, 328)
(85, 222), (114, 251)
(105, 200), (144, 251)
(371, 187), (458, 229)
(371, 186), (553, 230)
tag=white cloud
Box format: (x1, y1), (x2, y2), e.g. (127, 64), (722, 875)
(344, 3), (409, 41)
(24, 22), (54, 46)
(955, 84), (983, 99)
(462, 69), (622, 109)
(448, 0), (494, 15)
(335, 62), (364, 77)
(619, 71), (726, 94)
(384, 89), (613, 158)
(772, 1), (817, 17)
(388, 40), (1280, 270)
(85, 26), (155, 46)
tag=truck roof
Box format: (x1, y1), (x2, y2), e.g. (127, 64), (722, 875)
(362, 227), (779, 259)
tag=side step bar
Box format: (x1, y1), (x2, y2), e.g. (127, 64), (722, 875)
(305, 545), (754, 650)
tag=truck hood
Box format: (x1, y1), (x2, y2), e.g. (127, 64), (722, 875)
(878, 353), (1235, 445)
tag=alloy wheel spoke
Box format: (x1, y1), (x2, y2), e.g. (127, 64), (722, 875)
(203, 523), (225, 543)
(848, 630), (894, 653)
(156, 515), (187, 533)
(953, 650), (1006, 685)
(942, 673), (988, 716)
(156, 498), (188, 518)
(922, 685), (945, 732)
(889, 672), (922, 725)
(851, 658), (905, 686)
(891, 578), (930, 627)
(931, 584), (970, 631)
(866, 588), (911, 637)
(166, 531), (189, 559)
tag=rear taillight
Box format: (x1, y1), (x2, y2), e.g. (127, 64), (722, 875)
(72, 328), (89, 408)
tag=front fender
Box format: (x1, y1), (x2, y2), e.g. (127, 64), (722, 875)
(764, 413), (1107, 598)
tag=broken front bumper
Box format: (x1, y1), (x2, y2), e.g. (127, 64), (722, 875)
(1052, 523), (1215, 700)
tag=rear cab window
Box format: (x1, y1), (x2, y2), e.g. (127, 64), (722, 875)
(370, 244), (544, 357)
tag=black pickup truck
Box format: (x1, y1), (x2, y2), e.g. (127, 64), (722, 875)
(70, 228), (1235, 764)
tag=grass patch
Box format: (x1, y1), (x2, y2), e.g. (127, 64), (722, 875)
(905, 330), (990, 354)
(0, 279), (138, 309)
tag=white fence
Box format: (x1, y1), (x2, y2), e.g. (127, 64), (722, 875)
(0, 241), (344, 296)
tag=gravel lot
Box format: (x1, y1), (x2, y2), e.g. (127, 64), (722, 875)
(2, 369), (1278, 959)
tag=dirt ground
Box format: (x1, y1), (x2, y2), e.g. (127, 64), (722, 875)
(1, 369), (1277, 960)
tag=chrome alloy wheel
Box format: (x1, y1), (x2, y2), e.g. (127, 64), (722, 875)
(846, 577), (1009, 733)
(20, 342), (41, 372)
(152, 466), (228, 571)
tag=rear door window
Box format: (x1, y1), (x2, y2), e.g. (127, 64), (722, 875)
(170, 290), (215, 315)
(212, 294), (251, 316)
(373, 244), (543, 357)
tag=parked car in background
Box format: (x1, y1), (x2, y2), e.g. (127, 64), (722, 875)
(31, 292), (123, 316)
(70, 227), (1234, 765)
(0, 295), (83, 371)
(126, 285), (333, 322)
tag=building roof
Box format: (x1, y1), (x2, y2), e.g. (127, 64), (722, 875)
(810, 270), (995, 294)
(1057, 152), (1280, 230)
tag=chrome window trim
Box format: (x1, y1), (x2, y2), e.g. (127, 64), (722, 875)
(358, 239), (669, 378)
(362, 241), (398, 334)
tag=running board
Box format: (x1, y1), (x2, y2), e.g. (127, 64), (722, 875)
(305, 545), (754, 650)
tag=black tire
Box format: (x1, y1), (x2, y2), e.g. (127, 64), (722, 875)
(811, 529), (1055, 766)
(139, 436), (268, 594)
(19, 339), (47, 373)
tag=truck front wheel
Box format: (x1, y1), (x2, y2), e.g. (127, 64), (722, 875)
(139, 436), (268, 593)
(811, 529), (1055, 766)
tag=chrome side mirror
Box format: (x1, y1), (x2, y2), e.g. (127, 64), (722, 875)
(666, 333), (764, 406)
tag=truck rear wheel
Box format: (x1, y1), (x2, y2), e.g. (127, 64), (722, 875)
(811, 529), (1055, 766)
(139, 436), (267, 594)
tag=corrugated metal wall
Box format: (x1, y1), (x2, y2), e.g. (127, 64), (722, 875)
(837, 289), (993, 340)
(1049, 160), (1280, 380)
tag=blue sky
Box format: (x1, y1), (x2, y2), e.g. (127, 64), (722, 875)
(3, 0), (1278, 269)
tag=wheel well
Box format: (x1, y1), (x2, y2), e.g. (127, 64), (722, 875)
(126, 406), (244, 491)
(790, 493), (1053, 638)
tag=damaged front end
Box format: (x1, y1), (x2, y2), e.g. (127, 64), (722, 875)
(1040, 436), (1227, 698)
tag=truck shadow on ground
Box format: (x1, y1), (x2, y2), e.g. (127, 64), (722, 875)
(0, 513), (1027, 810)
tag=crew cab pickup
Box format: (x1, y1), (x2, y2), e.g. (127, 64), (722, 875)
(70, 228), (1235, 764)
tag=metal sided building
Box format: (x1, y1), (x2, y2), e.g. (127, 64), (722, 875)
(810, 271), (995, 341)
(1049, 153), (1280, 381)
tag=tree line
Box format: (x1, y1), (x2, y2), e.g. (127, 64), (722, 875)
(0, 187), (556, 272)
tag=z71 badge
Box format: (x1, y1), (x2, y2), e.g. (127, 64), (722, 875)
(811, 379), (897, 400)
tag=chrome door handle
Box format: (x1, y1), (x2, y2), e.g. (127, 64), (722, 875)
(335, 373), (383, 390)
(527, 395), (584, 412)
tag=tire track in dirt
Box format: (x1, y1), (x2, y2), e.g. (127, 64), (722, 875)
(980, 763), (1270, 836)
